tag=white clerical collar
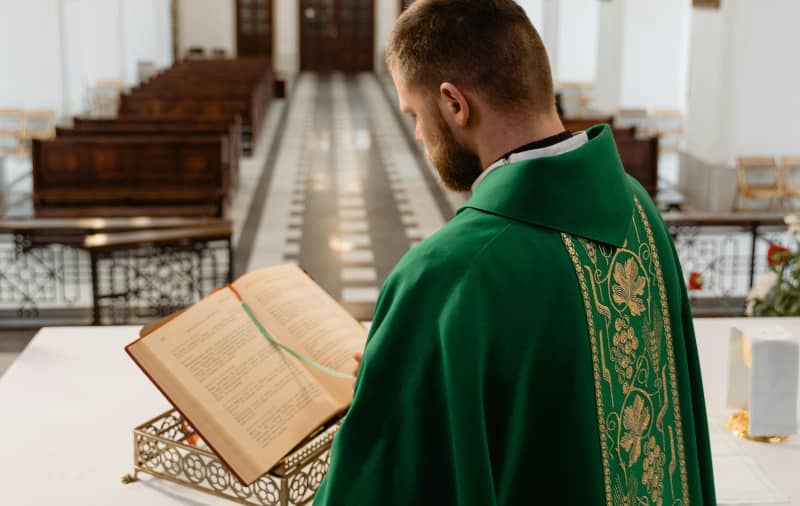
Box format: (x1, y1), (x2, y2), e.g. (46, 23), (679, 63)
(471, 131), (589, 192)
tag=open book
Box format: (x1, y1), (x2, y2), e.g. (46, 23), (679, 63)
(126, 264), (368, 485)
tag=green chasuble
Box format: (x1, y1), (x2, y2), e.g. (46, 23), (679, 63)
(314, 125), (716, 505)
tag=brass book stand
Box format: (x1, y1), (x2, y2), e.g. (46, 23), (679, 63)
(123, 410), (341, 505)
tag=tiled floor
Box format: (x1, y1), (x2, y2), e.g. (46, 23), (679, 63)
(243, 73), (455, 320)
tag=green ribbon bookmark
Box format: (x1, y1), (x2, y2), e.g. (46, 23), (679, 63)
(240, 301), (352, 380)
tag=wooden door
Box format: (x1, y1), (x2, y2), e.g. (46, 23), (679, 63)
(237, 0), (273, 58)
(300, 0), (374, 72)
(399, 0), (414, 11)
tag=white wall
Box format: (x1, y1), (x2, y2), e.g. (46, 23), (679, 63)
(177, 0), (235, 57)
(517, 0), (544, 30)
(0, 0), (173, 117)
(0, 0), (63, 112)
(177, 0), (233, 57)
(619, 0), (691, 111)
(726, 0), (800, 160)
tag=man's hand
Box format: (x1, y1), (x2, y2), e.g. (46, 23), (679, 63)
(352, 352), (363, 389)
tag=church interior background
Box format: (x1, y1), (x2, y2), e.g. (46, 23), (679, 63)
(1, 0), (800, 503)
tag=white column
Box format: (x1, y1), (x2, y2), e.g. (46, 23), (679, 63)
(540, 0), (560, 82)
(592, 0), (624, 113)
(155, 0), (174, 68)
(523, 0), (598, 87)
(374, 0), (398, 74)
(592, 0), (692, 114)
(274, 0), (299, 77)
(554, 0), (598, 84)
(685, 5), (728, 163)
(687, 0), (800, 166)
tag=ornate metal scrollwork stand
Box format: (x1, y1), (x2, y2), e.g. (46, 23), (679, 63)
(123, 410), (341, 506)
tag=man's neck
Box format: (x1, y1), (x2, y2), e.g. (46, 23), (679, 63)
(476, 112), (566, 170)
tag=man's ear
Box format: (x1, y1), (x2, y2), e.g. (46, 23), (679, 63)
(439, 82), (470, 128)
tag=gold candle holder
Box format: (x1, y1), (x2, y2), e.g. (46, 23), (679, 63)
(727, 410), (790, 444)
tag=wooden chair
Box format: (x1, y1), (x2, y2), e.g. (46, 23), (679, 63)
(136, 60), (158, 84)
(780, 155), (800, 208)
(616, 108), (651, 136)
(652, 108), (685, 153)
(23, 110), (56, 141)
(733, 156), (783, 211)
(0, 108), (25, 156)
(558, 81), (593, 117)
(91, 80), (123, 117)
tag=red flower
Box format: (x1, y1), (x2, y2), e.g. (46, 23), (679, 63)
(688, 272), (703, 291)
(767, 244), (791, 267)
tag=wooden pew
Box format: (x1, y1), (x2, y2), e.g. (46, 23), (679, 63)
(118, 95), (263, 155)
(616, 135), (659, 196)
(32, 136), (229, 217)
(559, 117), (655, 195)
(119, 59), (272, 148)
(61, 117), (240, 191)
(562, 115), (614, 133)
(613, 126), (637, 140)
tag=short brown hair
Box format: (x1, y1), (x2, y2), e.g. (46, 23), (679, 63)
(386, 0), (554, 115)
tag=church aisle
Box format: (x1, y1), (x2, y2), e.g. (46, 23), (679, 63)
(245, 72), (451, 320)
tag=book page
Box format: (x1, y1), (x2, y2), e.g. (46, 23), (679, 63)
(233, 264), (368, 407)
(127, 288), (340, 484)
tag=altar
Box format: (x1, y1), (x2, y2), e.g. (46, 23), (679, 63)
(0, 320), (798, 505)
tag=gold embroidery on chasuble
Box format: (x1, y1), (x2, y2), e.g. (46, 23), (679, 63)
(562, 197), (689, 505)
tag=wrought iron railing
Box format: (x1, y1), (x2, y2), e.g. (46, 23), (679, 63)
(0, 219), (232, 327)
(0, 214), (789, 324)
(665, 212), (787, 316)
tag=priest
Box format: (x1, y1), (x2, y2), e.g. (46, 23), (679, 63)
(315, 0), (715, 504)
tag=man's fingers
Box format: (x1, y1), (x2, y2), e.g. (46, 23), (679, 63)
(352, 352), (362, 376)
(351, 352), (363, 390)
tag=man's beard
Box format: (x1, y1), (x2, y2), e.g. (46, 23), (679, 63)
(428, 113), (483, 193)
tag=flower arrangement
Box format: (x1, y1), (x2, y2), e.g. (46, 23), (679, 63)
(746, 215), (800, 316)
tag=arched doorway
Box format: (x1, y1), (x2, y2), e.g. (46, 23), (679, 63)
(300, 0), (374, 72)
